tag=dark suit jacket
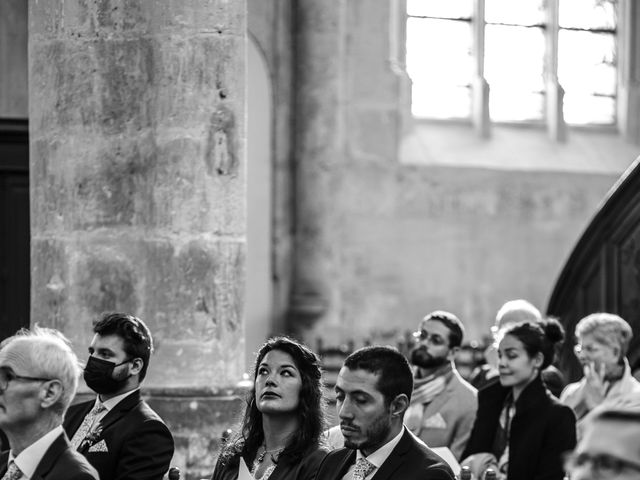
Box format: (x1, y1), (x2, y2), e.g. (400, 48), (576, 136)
(212, 444), (328, 480)
(315, 428), (454, 480)
(0, 432), (98, 480)
(63, 390), (174, 480)
(462, 375), (576, 480)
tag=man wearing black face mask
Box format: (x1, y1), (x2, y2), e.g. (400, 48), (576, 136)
(63, 313), (174, 480)
(404, 310), (477, 461)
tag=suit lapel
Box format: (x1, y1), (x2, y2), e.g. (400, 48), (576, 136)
(370, 430), (411, 480)
(0, 451), (9, 477)
(77, 390), (141, 454)
(335, 448), (356, 478)
(31, 433), (68, 480)
(97, 390), (141, 432)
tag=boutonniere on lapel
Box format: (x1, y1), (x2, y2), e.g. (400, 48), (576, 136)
(81, 425), (104, 450)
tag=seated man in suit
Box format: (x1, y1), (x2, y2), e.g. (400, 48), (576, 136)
(0, 326), (98, 480)
(404, 311), (477, 460)
(64, 312), (174, 480)
(316, 345), (454, 480)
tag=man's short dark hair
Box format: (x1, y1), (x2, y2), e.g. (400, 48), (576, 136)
(93, 313), (153, 381)
(343, 345), (413, 405)
(423, 310), (465, 348)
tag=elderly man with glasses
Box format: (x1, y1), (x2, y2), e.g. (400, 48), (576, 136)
(0, 326), (98, 480)
(565, 408), (640, 480)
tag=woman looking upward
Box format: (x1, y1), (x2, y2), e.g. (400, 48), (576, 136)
(212, 337), (327, 480)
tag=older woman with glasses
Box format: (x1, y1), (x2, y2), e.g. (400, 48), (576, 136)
(560, 313), (640, 432)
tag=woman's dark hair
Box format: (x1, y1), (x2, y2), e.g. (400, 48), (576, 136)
(218, 336), (325, 465)
(503, 318), (565, 370)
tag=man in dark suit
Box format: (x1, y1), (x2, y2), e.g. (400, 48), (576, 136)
(316, 345), (454, 480)
(64, 313), (174, 480)
(0, 327), (98, 480)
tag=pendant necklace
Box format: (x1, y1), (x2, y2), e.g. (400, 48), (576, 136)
(256, 445), (285, 464)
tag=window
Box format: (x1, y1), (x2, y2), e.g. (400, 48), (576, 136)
(406, 0), (618, 129)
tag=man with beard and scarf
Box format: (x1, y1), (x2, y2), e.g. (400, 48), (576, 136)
(63, 313), (174, 480)
(315, 345), (454, 480)
(404, 310), (477, 461)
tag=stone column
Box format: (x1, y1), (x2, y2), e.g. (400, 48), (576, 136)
(290, 0), (346, 341)
(29, 1), (246, 475)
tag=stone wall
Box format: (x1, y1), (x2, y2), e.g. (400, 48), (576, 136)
(29, 1), (247, 478)
(278, 0), (640, 346)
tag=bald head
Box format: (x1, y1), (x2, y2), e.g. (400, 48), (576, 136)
(494, 299), (542, 332)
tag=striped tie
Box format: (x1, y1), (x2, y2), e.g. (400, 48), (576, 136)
(70, 402), (106, 449)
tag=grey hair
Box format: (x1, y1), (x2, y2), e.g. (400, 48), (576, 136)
(575, 313), (633, 360)
(3, 326), (80, 416)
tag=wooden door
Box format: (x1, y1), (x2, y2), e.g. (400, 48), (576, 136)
(0, 120), (29, 340)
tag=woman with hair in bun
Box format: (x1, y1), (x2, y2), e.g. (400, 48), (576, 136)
(211, 336), (328, 480)
(461, 319), (576, 480)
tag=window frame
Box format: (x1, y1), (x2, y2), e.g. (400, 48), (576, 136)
(399, 0), (639, 143)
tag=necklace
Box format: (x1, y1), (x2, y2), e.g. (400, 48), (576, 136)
(256, 445), (285, 464)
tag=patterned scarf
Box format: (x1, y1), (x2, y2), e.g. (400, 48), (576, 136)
(404, 363), (453, 433)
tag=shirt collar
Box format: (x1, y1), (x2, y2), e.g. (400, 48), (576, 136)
(98, 387), (139, 411)
(10, 425), (64, 480)
(356, 427), (404, 468)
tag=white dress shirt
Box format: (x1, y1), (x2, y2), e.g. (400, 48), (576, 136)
(341, 427), (405, 480)
(9, 425), (64, 480)
(92, 388), (140, 425)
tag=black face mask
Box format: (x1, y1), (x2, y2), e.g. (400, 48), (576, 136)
(83, 356), (131, 395)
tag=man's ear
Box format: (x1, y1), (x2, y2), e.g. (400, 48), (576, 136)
(130, 358), (144, 377)
(389, 393), (410, 418)
(40, 380), (64, 409)
(447, 345), (460, 361)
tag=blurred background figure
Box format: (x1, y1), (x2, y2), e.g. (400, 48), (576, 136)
(560, 312), (640, 433)
(470, 299), (565, 397)
(211, 337), (327, 480)
(461, 320), (575, 480)
(565, 408), (640, 480)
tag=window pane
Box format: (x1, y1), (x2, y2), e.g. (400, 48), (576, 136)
(485, 25), (545, 121)
(407, 18), (472, 119)
(412, 86), (472, 119)
(407, 0), (472, 19)
(559, 0), (616, 30)
(558, 30), (616, 96)
(490, 91), (544, 122)
(564, 94), (615, 125)
(485, 0), (545, 26)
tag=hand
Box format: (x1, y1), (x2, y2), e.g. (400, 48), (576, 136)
(582, 361), (609, 409)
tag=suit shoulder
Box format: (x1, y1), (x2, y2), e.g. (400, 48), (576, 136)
(409, 436), (455, 477)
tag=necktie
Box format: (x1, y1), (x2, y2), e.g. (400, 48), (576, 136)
(70, 402), (107, 449)
(1, 461), (23, 480)
(353, 457), (376, 480)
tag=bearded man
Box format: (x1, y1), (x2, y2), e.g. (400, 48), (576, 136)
(404, 310), (477, 460)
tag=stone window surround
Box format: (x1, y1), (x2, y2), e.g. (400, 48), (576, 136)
(391, 0), (640, 146)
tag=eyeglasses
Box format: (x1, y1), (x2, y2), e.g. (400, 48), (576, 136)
(573, 343), (605, 355)
(412, 330), (448, 346)
(0, 367), (54, 392)
(565, 451), (640, 477)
